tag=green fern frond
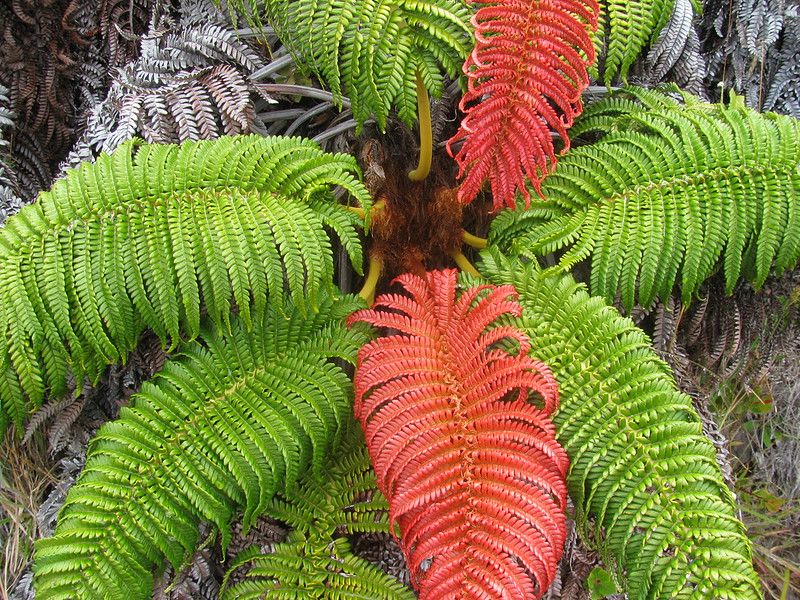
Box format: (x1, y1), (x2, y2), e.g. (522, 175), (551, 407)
(478, 249), (762, 600)
(595, 0), (675, 83)
(33, 293), (371, 600)
(226, 0), (472, 129)
(222, 427), (414, 599)
(0, 135), (371, 434)
(490, 87), (800, 312)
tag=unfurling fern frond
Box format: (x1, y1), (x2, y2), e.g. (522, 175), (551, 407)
(0, 135), (371, 434)
(447, 0), (598, 210)
(349, 269), (569, 599)
(222, 427), (414, 599)
(595, 0), (675, 84)
(34, 293), (371, 600)
(225, 0), (472, 129)
(478, 250), (762, 600)
(490, 87), (800, 312)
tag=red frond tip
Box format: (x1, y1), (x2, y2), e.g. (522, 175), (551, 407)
(349, 269), (569, 600)
(448, 0), (599, 211)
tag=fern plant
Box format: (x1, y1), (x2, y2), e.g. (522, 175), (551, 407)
(349, 269), (569, 598)
(2, 0), (793, 595)
(491, 86), (800, 311)
(34, 292), (371, 598)
(0, 134), (370, 433)
(9, 122), (767, 598)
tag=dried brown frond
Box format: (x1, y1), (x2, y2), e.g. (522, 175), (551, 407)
(0, 435), (56, 596)
(0, 0), (92, 168)
(154, 527), (221, 600)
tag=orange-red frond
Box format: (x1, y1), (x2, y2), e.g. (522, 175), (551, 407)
(348, 269), (569, 599)
(447, 0), (599, 211)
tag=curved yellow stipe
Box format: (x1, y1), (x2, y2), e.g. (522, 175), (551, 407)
(408, 72), (432, 182)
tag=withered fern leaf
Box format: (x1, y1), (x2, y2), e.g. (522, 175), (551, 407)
(0, 135), (370, 434)
(644, 0), (706, 96)
(490, 86), (800, 312)
(349, 269), (569, 599)
(763, 17), (800, 118)
(62, 17), (266, 170)
(478, 249), (762, 600)
(0, 83), (21, 222)
(33, 293), (371, 599)
(222, 427), (415, 599)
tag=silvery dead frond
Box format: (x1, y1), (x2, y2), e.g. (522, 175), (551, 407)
(60, 15), (266, 172)
(66, 0), (149, 65)
(10, 130), (52, 203)
(763, 16), (800, 117)
(154, 534), (220, 600)
(0, 84), (22, 224)
(179, 0), (232, 27)
(648, 0), (695, 81)
(701, 0), (797, 111)
(646, 0), (709, 96)
(737, 0), (786, 52)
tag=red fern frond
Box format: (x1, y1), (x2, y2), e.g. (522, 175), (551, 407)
(348, 269), (569, 599)
(447, 0), (599, 211)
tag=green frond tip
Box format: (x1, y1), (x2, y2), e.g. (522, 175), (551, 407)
(477, 249), (762, 600)
(0, 134), (371, 435)
(221, 426), (415, 599)
(227, 0), (472, 130)
(490, 86), (800, 312)
(33, 292), (373, 600)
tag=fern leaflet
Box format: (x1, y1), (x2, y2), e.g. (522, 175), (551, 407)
(447, 0), (598, 210)
(222, 427), (414, 599)
(478, 249), (762, 600)
(349, 269), (569, 599)
(33, 293), (371, 599)
(490, 87), (800, 311)
(0, 135), (371, 433)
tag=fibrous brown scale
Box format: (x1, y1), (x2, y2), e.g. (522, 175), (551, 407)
(358, 134), (470, 280)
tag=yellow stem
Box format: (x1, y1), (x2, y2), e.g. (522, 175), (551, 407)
(462, 231), (488, 250)
(347, 198), (386, 225)
(450, 251), (480, 277)
(347, 205), (366, 220)
(358, 254), (383, 305)
(408, 71), (432, 182)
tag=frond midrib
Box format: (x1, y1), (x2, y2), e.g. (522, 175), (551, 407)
(590, 162), (784, 207)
